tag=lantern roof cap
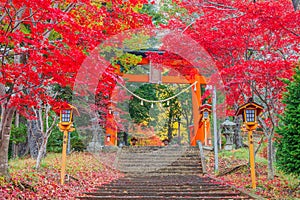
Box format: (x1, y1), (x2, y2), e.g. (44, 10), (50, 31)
(199, 103), (212, 112)
(235, 98), (264, 116)
(221, 118), (236, 126)
(54, 103), (80, 116)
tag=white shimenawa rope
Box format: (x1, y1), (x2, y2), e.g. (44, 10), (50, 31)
(117, 81), (198, 104)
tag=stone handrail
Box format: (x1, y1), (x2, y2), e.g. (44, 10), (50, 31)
(197, 140), (207, 174)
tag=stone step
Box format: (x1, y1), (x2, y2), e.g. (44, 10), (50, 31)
(85, 191), (243, 197)
(118, 171), (203, 175)
(115, 145), (203, 176)
(118, 147), (199, 154)
(116, 165), (201, 170)
(116, 163), (201, 167)
(79, 146), (255, 200)
(116, 159), (200, 164)
(117, 154), (200, 157)
(116, 159), (200, 163)
(120, 146), (197, 150)
(109, 175), (211, 182)
(116, 165), (202, 170)
(116, 159), (200, 162)
(100, 182), (221, 187)
(79, 196), (252, 200)
(125, 172), (203, 176)
(117, 168), (202, 172)
(116, 156), (200, 161)
(96, 186), (230, 191)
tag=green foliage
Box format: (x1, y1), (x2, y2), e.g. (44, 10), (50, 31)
(47, 128), (63, 153)
(129, 83), (181, 124)
(140, 1), (189, 26)
(116, 53), (142, 73)
(219, 148), (249, 160)
(123, 33), (152, 51)
(8, 123), (27, 159)
(20, 24), (31, 34)
(71, 132), (86, 151)
(48, 30), (62, 41)
(219, 147), (268, 165)
(129, 84), (159, 124)
(52, 84), (73, 101)
(10, 123), (27, 144)
(128, 83), (182, 141)
(276, 66), (300, 176)
(47, 128), (86, 153)
(276, 171), (300, 191)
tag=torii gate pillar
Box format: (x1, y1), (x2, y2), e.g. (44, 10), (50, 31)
(191, 74), (204, 146)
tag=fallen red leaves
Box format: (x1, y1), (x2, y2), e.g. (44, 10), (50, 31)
(0, 152), (123, 199)
(205, 150), (300, 199)
(1, 150), (299, 199)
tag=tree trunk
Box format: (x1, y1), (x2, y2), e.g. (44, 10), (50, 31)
(167, 114), (173, 141)
(12, 143), (17, 159)
(27, 120), (43, 159)
(292, 0), (300, 10)
(233, 118), (243, 149)
(0, 133), (10, 176)
(0, 107), (16, 176)
(35, 135), (49, 169)
(12, 112), (20, 159)
(267, 135), (274, 180)
(18, 142), (29, 157)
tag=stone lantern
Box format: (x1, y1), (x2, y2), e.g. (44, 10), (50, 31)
(221, 118), (236, 150)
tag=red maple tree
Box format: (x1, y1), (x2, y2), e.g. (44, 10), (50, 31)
(0, 0), (152, 175)
(174, 0), (300, 179)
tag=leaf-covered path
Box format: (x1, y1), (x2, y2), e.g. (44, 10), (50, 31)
(79, 174), (255, 200)
(79, 146), (256, 199)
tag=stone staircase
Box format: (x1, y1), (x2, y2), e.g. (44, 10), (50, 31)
(113, 146), (202, 176)
(79, 146), (255, 199)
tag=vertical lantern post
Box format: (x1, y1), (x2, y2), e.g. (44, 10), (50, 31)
(199, 104), (212, 146)
(236, 98), (263, 190)
(58, 104), (77, 185)
(177, 117), (181, 145)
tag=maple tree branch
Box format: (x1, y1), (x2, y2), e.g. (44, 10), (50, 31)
(38, 108), (44, 135)
(255, 135), (264, 156)
(29, 8), (36, 27)
(281, 26), (300, 37)
(10, 6), (26, 32)
(42, 2), (76, 38)
(4, 7), (14, 31)
(0, 12), (6, 23)
(251, 84), (276, 133)
(0, 83), (42, 102)
(45, 90), (58, 135)
(276, 49), (287, 60)
(217, 163), (247, 177)
(202, 5), (236, 11)
(16, 8), (40, 27)
(204, 1), (237, 10)
(0, 43), (11, 69)
(292, 0), (300, 11)
(181, 20), (196, 35)
(64, 2), (76, 13)
(47, 115), (58, 136)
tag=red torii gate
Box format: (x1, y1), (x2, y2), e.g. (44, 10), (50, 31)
(105, 55), (211, 147)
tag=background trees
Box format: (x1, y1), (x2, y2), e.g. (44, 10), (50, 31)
(276, 65), (300, 176)
(0, 0), (299, 181)
(0, 0), (152, 176)
(161, 0), (300, 179)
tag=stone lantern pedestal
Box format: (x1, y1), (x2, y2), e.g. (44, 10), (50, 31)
(221, 118), (236, 150)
